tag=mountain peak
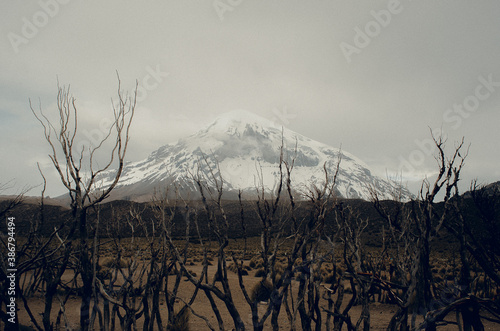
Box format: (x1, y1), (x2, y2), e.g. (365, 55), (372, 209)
(215, 109), (271, 123)
(207, 109), (280, 133)
(98, 110), (413, 202)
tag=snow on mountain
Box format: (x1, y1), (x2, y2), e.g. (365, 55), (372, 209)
(98, 110), (411, 201)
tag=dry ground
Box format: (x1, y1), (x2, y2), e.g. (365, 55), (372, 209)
(13, 261), (499, 330)
(6, 238), (498, 330)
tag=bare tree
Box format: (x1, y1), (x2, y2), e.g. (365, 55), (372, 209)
(0, 182), (27, 322)
(371, 133), (468, 330)
(450, 181), (500, 287)
(0, 166), (77, 330)
(424, 180), (500, 330)
(332, 203), (372, 331)
(31, 76), (136, 331)
(0, 182), (29, 220)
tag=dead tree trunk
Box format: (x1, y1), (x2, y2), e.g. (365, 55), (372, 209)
(31, 76), (136, 330)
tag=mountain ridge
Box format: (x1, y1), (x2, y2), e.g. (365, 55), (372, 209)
(97, 110), (412, 202)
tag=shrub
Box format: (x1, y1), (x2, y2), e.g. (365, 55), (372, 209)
(321, 272), (335, 284)
(100, 257), (131, 269)
(227, 262), (249, 275)
(274, 263), (285, 275)
(250, 280), (273, 303)
(96, 266), (112, 280)
(272, 272), (282, 284)
(167, 306), (190, 331)
(249, 256), (263, 269)
(254, 268), (266, 278)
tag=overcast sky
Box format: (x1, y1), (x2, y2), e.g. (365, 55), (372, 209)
(1, 0), (499, 198)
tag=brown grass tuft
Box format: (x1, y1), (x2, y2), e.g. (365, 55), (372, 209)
(250, 280), (273, 303)
(167, 306), (190, 331)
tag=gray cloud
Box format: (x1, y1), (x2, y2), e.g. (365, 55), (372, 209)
(1, 0), (499, 197)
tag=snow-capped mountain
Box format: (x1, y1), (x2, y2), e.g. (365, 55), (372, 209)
(98, 110), (411, 201)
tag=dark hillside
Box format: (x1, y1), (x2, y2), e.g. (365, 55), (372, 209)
(1, 196), (469, 253)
